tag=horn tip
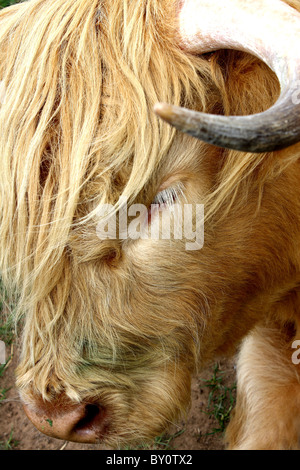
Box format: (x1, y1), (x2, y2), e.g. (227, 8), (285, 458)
(153, 102), (174, 121)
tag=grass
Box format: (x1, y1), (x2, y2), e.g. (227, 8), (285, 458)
(0, 386), (11, 404)
(0, 275), (16, 346)
(0, 0), (23, 8)
(0, 354), (12, 380)
(148, 429), (185, 450)
(0, 317), (15, 345)
(0, 276), (17, 447)
(0, 429), (19, 450)
(122, 429), (185, 451)
(202, 363), (236, 436)
(0, 362), (7, 378)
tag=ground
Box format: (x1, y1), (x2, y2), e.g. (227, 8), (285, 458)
(0, 340), (237, 451)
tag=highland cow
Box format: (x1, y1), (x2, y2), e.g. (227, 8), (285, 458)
(0, 0), (300, 450)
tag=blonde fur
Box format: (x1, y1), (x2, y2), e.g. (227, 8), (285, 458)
(0, 0), (300, 448)
(226, 325), (300, 450)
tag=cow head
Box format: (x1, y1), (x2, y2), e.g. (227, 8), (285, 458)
(0, 0), (300, 447)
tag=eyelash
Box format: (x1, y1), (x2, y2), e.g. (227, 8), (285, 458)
(152, 183), (185, 208)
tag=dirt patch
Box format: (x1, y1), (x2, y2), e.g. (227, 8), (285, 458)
(0, 342), (236, 450)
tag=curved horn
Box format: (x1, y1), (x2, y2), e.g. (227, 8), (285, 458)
(154, 0), (300, 152)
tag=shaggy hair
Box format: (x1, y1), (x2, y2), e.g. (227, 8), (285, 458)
(0, 0), (300, 448)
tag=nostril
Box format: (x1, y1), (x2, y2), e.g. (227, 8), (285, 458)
(74, 404), (105, 436)
(23, 398), (108, 443)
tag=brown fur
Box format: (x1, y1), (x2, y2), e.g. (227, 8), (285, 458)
(0, 0), (300, 448)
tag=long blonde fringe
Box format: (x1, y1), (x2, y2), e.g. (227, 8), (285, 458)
(0, 0), (299, 323)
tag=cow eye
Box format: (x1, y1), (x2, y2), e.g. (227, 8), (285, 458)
(152, 183), (185, 208)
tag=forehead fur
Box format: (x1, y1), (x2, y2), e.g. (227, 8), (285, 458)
(0, 0), (293, 327)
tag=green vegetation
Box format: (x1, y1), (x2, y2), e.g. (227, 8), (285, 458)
(0, 386), (10, 403)
(202, 363), (236, 435)
(0, 280), (15, 345)
(0, 362), (6, 379)
(0, 317), (15, 345)
(0, 429), (19, 450)
(0, 0), (23, 8)
(148, 430), (185, 450)
(122, 429), (185, 451)
(0, 277), (17, 447)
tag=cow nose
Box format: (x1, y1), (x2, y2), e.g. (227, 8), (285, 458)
(23, 399), (108, 443)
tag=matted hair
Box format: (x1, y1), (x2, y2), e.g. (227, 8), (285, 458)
(0, 0), (298, 323)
